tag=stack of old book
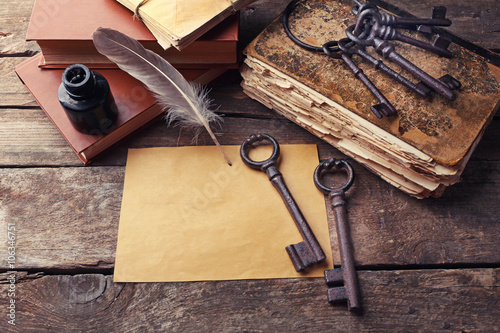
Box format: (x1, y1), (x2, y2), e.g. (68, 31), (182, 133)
(240, 0), (500, 198)
(16, 0), (249, 164)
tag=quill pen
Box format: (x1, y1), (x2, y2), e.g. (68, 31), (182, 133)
(92, 27), (232, 165)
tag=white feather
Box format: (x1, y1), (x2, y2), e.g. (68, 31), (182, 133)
(92, 27), (231, 165)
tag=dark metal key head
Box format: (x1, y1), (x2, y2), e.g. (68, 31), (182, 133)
(314, 158), (361, 311)
(240, 133), (280, 173)
(241, 134), (327, 272)
(314, 158), (355, 195)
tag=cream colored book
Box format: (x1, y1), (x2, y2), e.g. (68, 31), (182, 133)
(116, 0), (256, 50)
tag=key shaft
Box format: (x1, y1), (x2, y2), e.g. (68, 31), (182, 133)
(265, 165), (327, 271)
(314, 158), (361, 311)
(371, 37), (456, 100)
(359, 6), (451, 28)
(337, 38), (431, 97)
(241, 134), (326, 272)
(327, 190), (361, 311)
(341, 53), (397, 118)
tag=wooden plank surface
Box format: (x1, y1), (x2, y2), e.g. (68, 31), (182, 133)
(0, 269), (498, 332)
(0, 0), (39, 56)
(0, 156), (498, 272)
(0, 57), (39, 108)
(0, 0), (499, 331)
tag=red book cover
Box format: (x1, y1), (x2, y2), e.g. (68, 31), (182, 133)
(14, 54), (221, 164)
(26, 0), (239, 67)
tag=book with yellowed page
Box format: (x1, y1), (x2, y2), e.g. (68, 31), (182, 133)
(26, 0), (240, 68)
(117, 0), (256, 50)
(240, 0), (500, 198)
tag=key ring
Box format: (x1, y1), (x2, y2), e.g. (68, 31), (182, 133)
(314, 158), (355, 195)
(322, 40), (343, 59)
(240, 134), (281, 171)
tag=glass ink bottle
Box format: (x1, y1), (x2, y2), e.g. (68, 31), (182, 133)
(58, 64), (117, 135)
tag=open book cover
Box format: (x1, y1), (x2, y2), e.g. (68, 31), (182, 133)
(26, 0), (239, 67)
(241, 0), (500, 198)
(118, 0), (255, 50)
(15, 54), (226, 165)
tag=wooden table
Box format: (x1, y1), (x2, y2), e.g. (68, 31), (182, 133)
(1, 0), (499, 331)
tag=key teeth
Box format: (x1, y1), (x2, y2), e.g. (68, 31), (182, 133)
(286, 242), (324, 272)
(327, 286), (347, 304)
(325, 268), (344, 286)
(432, 6), (447, 20)
(433, 36), (451, 50)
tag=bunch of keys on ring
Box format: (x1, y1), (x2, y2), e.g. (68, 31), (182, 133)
(283, 0), (462, 119)
(241, 134), (362, 311)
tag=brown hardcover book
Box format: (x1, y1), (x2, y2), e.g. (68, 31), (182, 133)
(241, 0), (500, 198)
(15, 54), (226, 165)
(26, 0), (239, 68)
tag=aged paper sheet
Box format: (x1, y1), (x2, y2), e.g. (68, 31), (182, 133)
(114, 144), (333, 282)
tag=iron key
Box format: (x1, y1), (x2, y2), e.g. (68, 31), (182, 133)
(352, 2), (451, 29)
(240, 134), (327, 272)
(314, 158), (361, 311)
(346, 25), (456, 100)
(337, 38), (431, 97)
(370, 23), (453, 58)
(323, 41), (397, 118)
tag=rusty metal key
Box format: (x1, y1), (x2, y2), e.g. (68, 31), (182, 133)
(314, 158), (361, 311)
(240, 134), (326, 272)
(337, 38), (431, 98)
(322, 41), (397, 118)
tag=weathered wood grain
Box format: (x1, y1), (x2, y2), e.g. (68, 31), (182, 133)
(0, 108), (77, 166)
(0, 105), (326, 167)
(0, 269), (497, 332)
(0, 158), (498, 272)
(0, 57), (39, 107)
(0, 0), (39, 56)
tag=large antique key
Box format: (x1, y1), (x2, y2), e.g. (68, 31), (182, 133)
(240, 134), (326, 272)
(314, 158), (361, 311)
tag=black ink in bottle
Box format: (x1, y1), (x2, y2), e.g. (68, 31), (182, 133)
(58, 64), (117, 135)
